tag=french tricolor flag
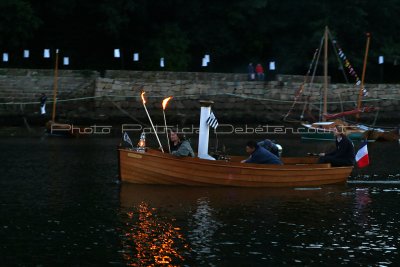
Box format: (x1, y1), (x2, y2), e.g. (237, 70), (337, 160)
(356, 141), (369, 168)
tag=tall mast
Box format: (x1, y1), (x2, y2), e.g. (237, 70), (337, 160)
(356, 33), (371, 120)
(323, 26), (328, 122)
(51, 49), (59, 122)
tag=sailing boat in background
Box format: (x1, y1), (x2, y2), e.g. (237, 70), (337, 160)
(45, 49), (78, 136)
(284, 26), (384, 142)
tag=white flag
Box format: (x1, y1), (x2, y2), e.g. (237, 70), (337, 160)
(123, 132), (133, 148)
(206, 112), (219, 129)
(114, 49), (120, 58)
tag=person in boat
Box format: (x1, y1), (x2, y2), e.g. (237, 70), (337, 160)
(169, 129), (195, 157)
(257, 139), (280, 157)
(241, 140), (282, 165)
(318, 125), (355, 167)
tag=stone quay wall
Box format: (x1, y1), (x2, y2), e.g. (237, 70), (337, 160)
(0, 68), (399, 125)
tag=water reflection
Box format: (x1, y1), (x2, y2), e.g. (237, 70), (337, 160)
(354, 188), (372, 227)
(121, 202), (189, 266)
(188, 197), (222, 266)
(119, 184), (400, 266)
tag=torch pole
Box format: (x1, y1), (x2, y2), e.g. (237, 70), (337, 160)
(142, 103), (164, 153)
(163, 110), (171, 153)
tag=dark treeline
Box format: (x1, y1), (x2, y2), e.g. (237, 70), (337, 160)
(1, 0), (399, 82)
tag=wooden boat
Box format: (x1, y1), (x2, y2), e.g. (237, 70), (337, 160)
(285, 27), (391, 142)
(300, 120), (375, 142)
(363, 127), (400, 142)
(118, 148), (353, 187)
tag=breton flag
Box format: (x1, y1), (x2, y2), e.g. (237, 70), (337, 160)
(123, 132), (133, 148)
(355, 140), (369, 168)
(206, 111), (219, 129)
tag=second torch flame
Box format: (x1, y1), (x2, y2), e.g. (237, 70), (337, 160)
(162, 96), (173, 153)
(162, 96), (173, 110)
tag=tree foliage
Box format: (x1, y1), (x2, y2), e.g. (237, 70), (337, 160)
(1, 0), (400, 81)
(0, 0), (40, 48)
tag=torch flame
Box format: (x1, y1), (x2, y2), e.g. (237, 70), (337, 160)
(140, 91), (146, 104)
(162, 96), (173, 110)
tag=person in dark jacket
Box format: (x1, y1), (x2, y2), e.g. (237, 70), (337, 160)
(247, 63), (255, 81)
(241, 140), (282, 165)
(318, 126), (355, 166)
(257, 139), (280, 157)
(169, 129), (195, 157)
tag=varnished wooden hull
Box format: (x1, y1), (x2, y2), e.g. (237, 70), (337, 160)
(118, 148), (353, 187)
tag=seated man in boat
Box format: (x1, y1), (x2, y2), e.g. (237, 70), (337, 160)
(257, 139), (280, 157)
(318, 125), (355, 167)
(169, 129), (195, 157)
(241, 140), (282, 165)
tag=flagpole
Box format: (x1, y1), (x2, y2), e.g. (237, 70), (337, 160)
(51, 49), (59, 122)
(141, 92), (164, 153)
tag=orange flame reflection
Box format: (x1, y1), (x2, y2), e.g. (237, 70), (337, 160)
(140, 91), (146, 104)
(121, 202), (189, 266)
(162, 96), (173, 110)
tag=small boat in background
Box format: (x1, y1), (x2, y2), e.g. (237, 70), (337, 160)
(300, 120), (377, 142)
(45, 49), (84, 137)
(285, 27), (395, 142)
(363, 127), (400, 142)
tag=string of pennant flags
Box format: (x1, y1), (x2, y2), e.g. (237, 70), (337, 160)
(1, 48), (213, 69)
(2, 49), (70, 65)
(333, 41), (368, 97)
(1, 49), (280, 71)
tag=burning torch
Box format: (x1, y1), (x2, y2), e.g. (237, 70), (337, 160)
(140, 91), (164, 153)
(162, 96), (173, 153)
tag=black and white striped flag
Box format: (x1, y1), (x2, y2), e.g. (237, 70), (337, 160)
(206, 111), (219, 129)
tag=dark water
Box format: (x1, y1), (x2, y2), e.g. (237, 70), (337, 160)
(1, 137), (400, 266)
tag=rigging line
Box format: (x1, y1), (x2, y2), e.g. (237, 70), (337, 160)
(372, 108), (380, 126)
(328, 31), (349, 84)
(0, 93), (220, 105)
(283, 46), (320, 120)
(104, 95), (148, 126)
(0, 95), (102, 105)
(338, 92), (344, 113)
(0, 93), (396, 106)
(317, 31), (326, 121)
(300, 96), (310, 120)
(309, 35), (325, 89)
(312, 36), (324, 121)
(283, 35), (324, 121)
